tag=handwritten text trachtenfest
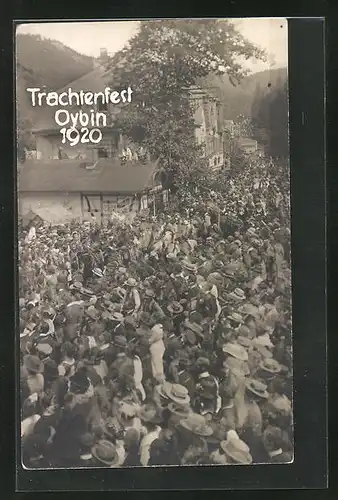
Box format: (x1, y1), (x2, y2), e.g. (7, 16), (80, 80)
(26, 86), (133, 146)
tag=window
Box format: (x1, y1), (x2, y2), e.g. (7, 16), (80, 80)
(97, 148), (108, 158)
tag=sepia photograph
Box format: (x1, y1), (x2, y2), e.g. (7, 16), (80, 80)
(16, 18), (292, 469)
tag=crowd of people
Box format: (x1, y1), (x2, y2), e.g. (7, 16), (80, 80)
(19, 153), (293, 469)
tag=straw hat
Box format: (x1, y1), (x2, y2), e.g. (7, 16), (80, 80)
(227, 312), (244, 324)
(245, 378), (269, 399)
(157, 381), (174, 401)
(229, 288), (246, 301)
(165, 384), (190, 405)
(36, 343), (53, 356)
(92, 268), (104, 278)
(220, 438), (253, 464)
(124, 278), (138, 287)
(92, 440), (119, 466)
(222, 342), (248, 361)
(181, 261), (198, 272)
(180, 414), (213, 437)
(259, 358), (281, 374)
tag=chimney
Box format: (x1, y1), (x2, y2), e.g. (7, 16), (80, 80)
(100, 47), (108, 59)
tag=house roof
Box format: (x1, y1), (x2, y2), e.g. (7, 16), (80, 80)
(32, 64), (124, 133)
(18, 159), (161, 194)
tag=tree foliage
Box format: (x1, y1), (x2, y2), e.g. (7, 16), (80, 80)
(107, 20), (267, 190)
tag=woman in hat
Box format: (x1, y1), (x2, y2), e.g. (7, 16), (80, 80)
(139, 404), (163, 466)
(21, 355), (45, 397)
(235, 378), (269, 461)
(262, 425), (293, 463)
(218, 432), (253, 465)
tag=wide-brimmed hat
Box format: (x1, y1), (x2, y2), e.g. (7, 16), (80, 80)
(245, 378), (269, 399)
(236, 336), (252, 349)
(23, 354), (44, 374)
(69, 371), (90, 394)
(109, 312), (124, 323)
(185, 320), (203, 338)
(239, 303), (260, 319)
(229, 288), (246, 301)
(72, 281), (83, 290)
(92, 268), (104, 278)
(181, 260), (197, 272)
(157, 381), (174, 401)
(92, 440), (119, 466)
(124, 278), (138, 287)
(227, 312), (244, 324)
(139, 404), (163, 424)
(36, 343), (53, 356)
(184, 329), (197, 345)
(113, 336), (127, 349)
(166, 384), (190, 405)
(168, 402), (191, 418)
(259, 358), (281, 374)
(180, 414), (213, 437)
(167, 301), (184, 315)
(220, 438), (253, 464)
(222, 342), (248, 361)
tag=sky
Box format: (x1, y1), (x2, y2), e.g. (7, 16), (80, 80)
(16, 18), (287, 74)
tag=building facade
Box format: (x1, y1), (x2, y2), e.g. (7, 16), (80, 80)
(188, 86), (225, 171)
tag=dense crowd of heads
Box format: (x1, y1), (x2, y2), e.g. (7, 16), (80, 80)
(19, 155), (293, 468)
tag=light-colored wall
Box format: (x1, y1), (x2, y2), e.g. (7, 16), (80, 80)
(18, 192), (143, 224)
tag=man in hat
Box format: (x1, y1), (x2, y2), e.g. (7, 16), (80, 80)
(141, 288), (165, 321)
(193, 357), (219, 416)
(21, 355), (45, 398)
(123, 278), (141, 316)
(139, 404), (163, 466)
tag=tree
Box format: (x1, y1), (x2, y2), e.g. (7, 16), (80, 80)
(107, 20), (266, 190)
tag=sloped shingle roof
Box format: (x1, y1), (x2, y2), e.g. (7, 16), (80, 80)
(18, 159), (160, 194)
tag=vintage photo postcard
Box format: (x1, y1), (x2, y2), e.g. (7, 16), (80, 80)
(16, 18), (292, 470)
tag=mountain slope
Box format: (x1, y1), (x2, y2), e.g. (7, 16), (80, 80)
(16, 34), (95, 130)
(199, 67), (288, 120)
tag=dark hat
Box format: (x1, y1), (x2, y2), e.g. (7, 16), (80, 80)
(43, 358), (59, 380)
(168, 402), (191, 417)
(167, 301), (184, 315)
(184, 330), (197, 345)
(69, 371), (90, 394)
(113, 335), (127, 349)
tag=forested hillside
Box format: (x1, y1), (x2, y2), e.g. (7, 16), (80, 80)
(16, 33), (95, 157)
(199, 67), (287, 120)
